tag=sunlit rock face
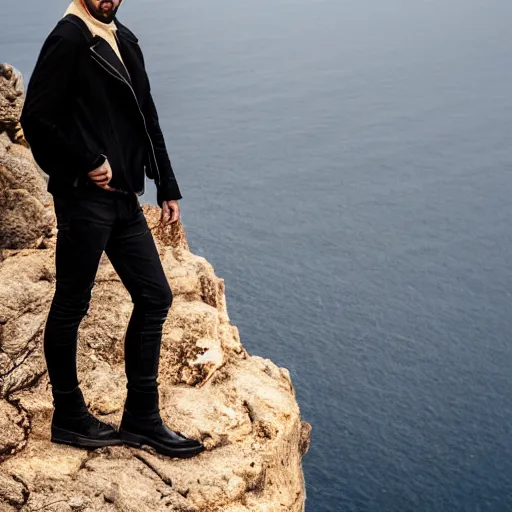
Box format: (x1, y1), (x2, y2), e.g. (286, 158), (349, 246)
(0, 64), (311, 512)
(0, 63), (54, 249)
(0, 63), (25, 131)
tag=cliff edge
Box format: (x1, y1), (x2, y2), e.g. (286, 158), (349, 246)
(0, 63), (312, 512)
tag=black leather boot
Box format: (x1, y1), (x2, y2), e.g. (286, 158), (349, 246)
(51, 384), (122, 448)
(119, 385), (205, 458)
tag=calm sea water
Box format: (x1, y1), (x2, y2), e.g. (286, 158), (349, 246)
(3, 1), (512, 510)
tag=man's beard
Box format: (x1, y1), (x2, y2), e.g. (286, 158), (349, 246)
(83, 0), (122, 23)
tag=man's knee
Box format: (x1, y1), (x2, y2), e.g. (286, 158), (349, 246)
(153, 284), (173, 310)
(48, 292), (91, 321)
(136, 285), (173, 312)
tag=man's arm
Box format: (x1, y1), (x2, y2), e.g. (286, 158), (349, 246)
(143, 87), (183, 207)
(20, 34), (106, 185)
(133, 39), (183, 207)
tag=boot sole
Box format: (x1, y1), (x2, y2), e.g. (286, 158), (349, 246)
(51, 426), (123, 449)
(119, 429), (205, 458)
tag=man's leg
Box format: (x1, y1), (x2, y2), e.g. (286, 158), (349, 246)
(104, 197), (172, 394)
(44, 194), (112, 391)
(104, 194), (204, 458)
(45, 192), (122, 448)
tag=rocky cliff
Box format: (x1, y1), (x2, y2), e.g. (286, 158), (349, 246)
(0, 63), (311, 512)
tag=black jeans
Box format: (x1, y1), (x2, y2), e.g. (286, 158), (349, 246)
(44, 182), (173, 395)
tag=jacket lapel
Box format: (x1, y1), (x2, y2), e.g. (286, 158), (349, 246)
(114, 23), (149, 106)
(90, 36), (133, 85)
(63, 14), (133, 86)
(63, 13), (148, 105)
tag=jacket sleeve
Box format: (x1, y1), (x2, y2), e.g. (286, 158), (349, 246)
(143, 87), (183, 205)
(20, 34), (106, 185)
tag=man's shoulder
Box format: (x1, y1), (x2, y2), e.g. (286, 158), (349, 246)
(44, 15), (140, 46)
(46, 15), (92, 46)
(114, 18), (139, 43)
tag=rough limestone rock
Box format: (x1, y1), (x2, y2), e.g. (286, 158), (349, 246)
(0, 63), (55, 250)
(0, 63), (311, 511)
(0, 64), (25, 131)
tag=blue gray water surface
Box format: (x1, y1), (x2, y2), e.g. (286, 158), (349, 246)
(2, 1), (512, 510)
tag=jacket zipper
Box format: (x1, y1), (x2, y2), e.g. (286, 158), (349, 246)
(90, 46), (161, 186)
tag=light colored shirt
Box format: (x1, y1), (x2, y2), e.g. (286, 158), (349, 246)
(62, 0), (125, 65)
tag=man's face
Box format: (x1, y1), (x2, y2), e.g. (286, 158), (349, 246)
(83, 0), (123, 23)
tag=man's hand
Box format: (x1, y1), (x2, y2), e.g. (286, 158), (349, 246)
(88, 158), (115, 191)
(160, 200), (180, 226)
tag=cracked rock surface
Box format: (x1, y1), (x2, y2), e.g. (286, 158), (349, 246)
(0, 63), (311, 511)
(0, 63), (54, 250)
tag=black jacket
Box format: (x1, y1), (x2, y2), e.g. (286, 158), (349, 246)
(20, 13), (182, 206)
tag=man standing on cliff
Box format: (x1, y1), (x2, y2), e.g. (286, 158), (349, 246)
(20, 0), (205, 458)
